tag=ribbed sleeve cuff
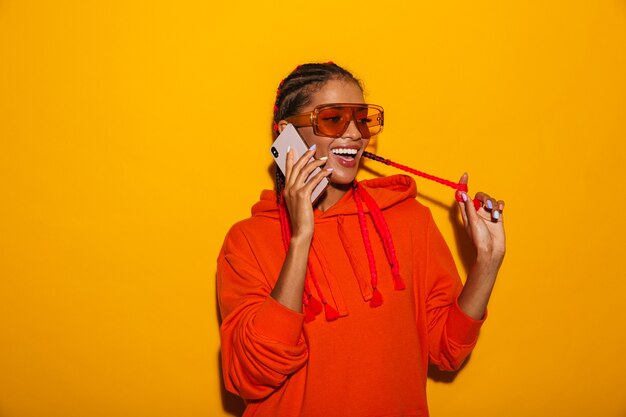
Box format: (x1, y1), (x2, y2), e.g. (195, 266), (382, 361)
(254, 296), (305, 346)
(447, 299), (488, 345)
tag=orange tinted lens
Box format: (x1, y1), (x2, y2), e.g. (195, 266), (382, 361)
(315, 107), (352, 137)
(354, 107), (371, 138)
(355, 106), (382, 138)
(314, 105), (383, 138)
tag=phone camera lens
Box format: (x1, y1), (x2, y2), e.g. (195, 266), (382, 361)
(271, 147), (279, 158)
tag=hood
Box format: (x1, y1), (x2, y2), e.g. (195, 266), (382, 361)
(251, 174), (417, 219)
(250, 174), (418, 321)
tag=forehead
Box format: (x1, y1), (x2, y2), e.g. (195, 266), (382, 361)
(306, 79), (365, 110)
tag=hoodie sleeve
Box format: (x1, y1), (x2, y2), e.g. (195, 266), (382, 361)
(422, 212), (486, 371)
(217, 224), (308, 400)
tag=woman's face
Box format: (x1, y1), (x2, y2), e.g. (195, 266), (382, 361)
(287, 78), (369, 186)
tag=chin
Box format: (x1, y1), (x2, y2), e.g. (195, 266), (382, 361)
(328, 170), (358, 186)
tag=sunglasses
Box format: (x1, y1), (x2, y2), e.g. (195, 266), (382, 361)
(285, 103), (384, 139)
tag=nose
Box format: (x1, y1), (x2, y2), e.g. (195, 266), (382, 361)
(343, 120), (363, 140)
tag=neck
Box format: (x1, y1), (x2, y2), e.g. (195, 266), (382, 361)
(315, 182), (352, 212)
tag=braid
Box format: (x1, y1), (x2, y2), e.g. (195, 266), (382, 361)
(362, 151), (481, 210)
(274, 166), (285, 205)
(271, 62), (363, 321)
(362, 151), (467, 192)
(353, 185), (384, 307)
(277, 187), (336, 322)
(277, 196), (320, 321)
(354, 183), (405, 291)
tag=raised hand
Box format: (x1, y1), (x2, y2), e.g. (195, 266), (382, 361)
(455, 172), (506, 320)
(283, 145), (333, 242)
(271, 145), (332, 312)
(456, 173), (506, 261)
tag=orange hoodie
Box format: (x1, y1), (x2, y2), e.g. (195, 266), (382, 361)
(217, 175), (486, 417)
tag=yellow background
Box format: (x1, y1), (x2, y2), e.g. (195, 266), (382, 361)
(1, 1), (625, 416)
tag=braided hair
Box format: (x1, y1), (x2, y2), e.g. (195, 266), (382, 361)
(272, 62), (362, 139)
(272, 62), (363, 205)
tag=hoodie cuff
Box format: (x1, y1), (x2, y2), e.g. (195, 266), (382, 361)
(254, 296), (305, 346)
(447, 298), (488, 345)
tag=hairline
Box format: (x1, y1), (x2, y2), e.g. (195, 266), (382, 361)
(289, 75), (362, 116)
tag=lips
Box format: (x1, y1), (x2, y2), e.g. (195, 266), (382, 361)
(329, 145), (362, 167)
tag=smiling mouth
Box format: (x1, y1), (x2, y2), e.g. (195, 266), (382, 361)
(331, 148), (359, 160)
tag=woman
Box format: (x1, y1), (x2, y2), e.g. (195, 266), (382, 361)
(217, 62), (505, 416)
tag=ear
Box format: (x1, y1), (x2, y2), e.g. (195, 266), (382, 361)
(277, 120), (289, 134)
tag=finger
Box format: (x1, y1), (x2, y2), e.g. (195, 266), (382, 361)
(455, 172), (469, 203)
(463, 192), (481, 225)
(493, 200), (505, 222)
(294, 157), (328, 187)
(286, 145), (317, 187)
(485, 198), (505, 221)
(292, 145), (318, 173)
(302, 167), (333, 196)
(285, 146), (295, 181)
(456, 194), (469, 226)
(473, 192), (491, 209)
(285, 147), (303, 188)
(483, 197), (497, 212)
(458, 172), (468, 186)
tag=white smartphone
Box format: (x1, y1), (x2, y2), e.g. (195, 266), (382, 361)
(270, 124), (329, 203)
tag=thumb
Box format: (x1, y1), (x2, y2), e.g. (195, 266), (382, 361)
(459, 172), (468, 186)
(455, 172), (469, 202)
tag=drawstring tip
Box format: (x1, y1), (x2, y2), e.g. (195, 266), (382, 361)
(394, 276), (406, 291)
(308, 296), (324, 315)
(324, 303), (340, 321)
(370, 288), (383, 307)
(304, 306), (317, 323)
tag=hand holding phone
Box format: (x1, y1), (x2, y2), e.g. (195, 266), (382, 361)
(270, 124), (329, 203)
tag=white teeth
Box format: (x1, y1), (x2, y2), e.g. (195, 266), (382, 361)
(331, 148), (358, 155)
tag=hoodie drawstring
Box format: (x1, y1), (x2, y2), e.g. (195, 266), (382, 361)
(276, 181), (404, 322)
(277, 195), (339, 322)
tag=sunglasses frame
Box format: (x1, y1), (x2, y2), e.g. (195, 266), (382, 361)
(285, 103), (384, 139)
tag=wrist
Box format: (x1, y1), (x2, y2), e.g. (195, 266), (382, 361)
(470, 252), (504, 282)
(475, 247), (505, 266)
(289, 233), (313, 248)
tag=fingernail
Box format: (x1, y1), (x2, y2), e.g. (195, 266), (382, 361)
(309, 144), (317, 151)
(461, 192), (468, 202)
(326, 168), (334, 172)
(493, 210), (500, 220)
(287, 145), (291, 153)
(486, 200), (493, 209)
(318, 156), (328, 161)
